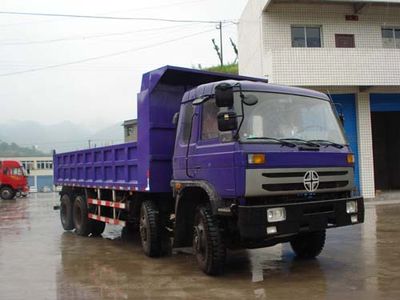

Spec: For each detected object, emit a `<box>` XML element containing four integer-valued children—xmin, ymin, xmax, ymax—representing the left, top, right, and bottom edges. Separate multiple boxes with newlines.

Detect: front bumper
<box><xmin>238</xmin><ymin>197</ymin><xmax>364</xmax><ymax>242</ymax></box>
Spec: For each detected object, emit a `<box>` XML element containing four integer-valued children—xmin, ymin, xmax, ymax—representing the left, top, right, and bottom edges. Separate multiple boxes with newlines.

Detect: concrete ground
<box><xmin>0</xmin><ymin>193</ymin><xmax>399</xmax><ymax>300</ymax></box>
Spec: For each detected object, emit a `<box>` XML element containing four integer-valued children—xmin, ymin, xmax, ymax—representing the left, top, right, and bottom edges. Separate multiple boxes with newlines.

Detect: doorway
<box><xmin>371</xmin><ymin>112</ymin><xmax>400</xmax><ymax>190</ymax></box>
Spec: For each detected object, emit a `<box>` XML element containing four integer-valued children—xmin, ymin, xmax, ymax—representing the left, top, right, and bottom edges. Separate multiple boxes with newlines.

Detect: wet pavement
<box><xmin>1</xmin><ymin>193</ymin><xmax>399</xmax><ymax>300</ymax></box>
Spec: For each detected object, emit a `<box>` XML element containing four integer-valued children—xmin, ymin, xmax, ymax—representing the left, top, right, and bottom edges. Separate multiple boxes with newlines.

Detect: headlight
<box><xmin>267</xmin><ymin>207</ymin><xmax>286</xmax><ymax>222</ymax></box>
<box><xmin>248</xmin><ymin>153</ymin><xmax>265</xmax><ymax>165</ymax></box>
<box><xmin>346</xmin><ymin>201</ymin><xmax>358</xmax><ymax>214</ymax></box>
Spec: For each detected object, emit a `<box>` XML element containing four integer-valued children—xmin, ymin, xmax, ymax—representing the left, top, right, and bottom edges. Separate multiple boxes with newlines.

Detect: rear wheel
<box><xmin>60</xmin><ymin>194</ymin><xmax>74</xmax><ymax>230</ymax></box>
<box><xmin>193</xmin><ymin>206</ymin><xmax>226</xmax><ymax>275</ymax></box>
<box><xmin>0</xmin><ymin>186</ymin><xmax>15</xmax><ymax>200</ymax></box>
<box><xmin>73</xmin><ymin>195</ymin><xmax>92</xmax><ymax>236</ymax></box>
<box><xmin>290</xmin><ymin>230</ymin><xmax>326</xmax><ymax>259</ymax></box>
<box><xmin>139</xmin><ymin>200</ymin><xmax>164</xmax><ymax>257</ymax></box>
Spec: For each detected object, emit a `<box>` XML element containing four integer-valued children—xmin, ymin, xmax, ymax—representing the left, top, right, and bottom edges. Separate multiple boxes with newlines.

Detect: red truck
<box><xmin>0</xmin><ymin>160</ymin><xmax>29</xmax><ymax>200</ymax></box>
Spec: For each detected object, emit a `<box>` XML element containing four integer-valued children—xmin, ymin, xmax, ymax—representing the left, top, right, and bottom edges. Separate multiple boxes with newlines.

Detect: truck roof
<box><xmin>0</xmin><ymin>160</ymin><xmax>21</xmax><ymax>168</ymax></box>
<box><xmin>182</xmin><ymin>80</ymin><xmax>330</xmax><ymax>103</ymax></box>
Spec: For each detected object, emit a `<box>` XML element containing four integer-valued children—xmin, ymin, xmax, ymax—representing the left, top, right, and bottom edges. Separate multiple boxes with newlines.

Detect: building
<box><xmin>239</xmin><ymin>0</ymin><xmax>400</xmax><ymax>198</ymax></box>
<box><xmin>123</xmin><ymin>119</ymin><xmax>138</xmax><ymax>142</ymax></box>
<box><xmin>0</xmin><ymin>156</ymin><xmax>54</xmax><ymax>192</ymax></box>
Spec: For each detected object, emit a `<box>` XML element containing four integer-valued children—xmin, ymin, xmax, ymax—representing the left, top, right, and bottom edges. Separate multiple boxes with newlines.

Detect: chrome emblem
<box><xmin>304</xmin><ymin>170</ymin><xmax>319</xmax><ymax>192</ymax></box>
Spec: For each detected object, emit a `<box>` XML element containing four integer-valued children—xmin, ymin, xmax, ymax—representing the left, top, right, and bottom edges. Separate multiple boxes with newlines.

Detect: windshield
<box><xmin>10</xmin><ymin>167</ymin><xmax>24</xmax><ymax>176</ymax></box>
<box><xmin>234</xmin><ymin>92</ymin><xmax>347</xmax><ymax>145</ymax></box>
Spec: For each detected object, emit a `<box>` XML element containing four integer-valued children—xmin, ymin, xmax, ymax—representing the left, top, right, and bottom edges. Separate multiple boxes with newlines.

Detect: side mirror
<box><xmin>215</xmin><ymin>83</ymin><xmax>234</xmax><ymax>108</ymax></box>
<box><xmin>217</xmin><ymin>112</ymin><xmax>238</xmax><ymax>132</ymax></box>
<box><xmin>172</xmin><ymin>112</ymin><xmax>179</xmax><ymax>126</ymax></box>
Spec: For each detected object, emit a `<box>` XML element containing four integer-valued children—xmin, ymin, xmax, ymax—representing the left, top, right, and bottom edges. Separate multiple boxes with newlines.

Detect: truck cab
<box><xmin>171</xmin><ymin>80</ymin><xmax>363</xmax><ymax>274</ymax></box>
<box><xmin>0</xmin><ymin>160</ymin><xmax>29</xmax><ymax>200</ymax></box>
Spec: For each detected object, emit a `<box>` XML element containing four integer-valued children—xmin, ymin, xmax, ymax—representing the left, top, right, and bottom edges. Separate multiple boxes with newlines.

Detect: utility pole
<box><xmin>88</xmin><ymin>139</ymin><xmax>91</xmax><ymax>148</ymax></box>
<box><xmin>217</xmin><ymin>21</ymin><xmax>223</xmax><ymax>66</ymax></box>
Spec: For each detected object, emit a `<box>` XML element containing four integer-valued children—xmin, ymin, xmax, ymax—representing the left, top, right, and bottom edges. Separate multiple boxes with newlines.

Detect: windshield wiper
<box><xmin>280</xmin><ymin>138</ymin><xmax>320</xmax><ymax>148</ymax></box>
<box><xmin>307</xmin><ymin>139</ymin><xmax>345</xmax><ymax>149</ymax></box>
<box><xmin>246</xmin><ymin>137</ymin><xmax>296</xmax><ymax>148</ymax></box>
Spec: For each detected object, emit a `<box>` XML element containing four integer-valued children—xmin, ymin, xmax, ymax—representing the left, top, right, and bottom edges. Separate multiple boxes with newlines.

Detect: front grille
<box><xmin>262</xmin><ymin>170</ymin><xmax>348</xmax><ymax>178</ymax></box>
<box><xmin>245</xmin><ymin>167</ymin><xmax>354</xmax><ymax>197</ymax></box>
<box><xmin>262</xmin><ymin>180</ymin><xmax>348</xmax><ymax>192</ymax></box>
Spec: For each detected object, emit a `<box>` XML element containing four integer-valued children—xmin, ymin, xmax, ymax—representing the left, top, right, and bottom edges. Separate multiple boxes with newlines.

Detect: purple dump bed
<box><xmin>54</xmin><ymin>66</ymin><xmax>265</xmax><ymax>192</ymax></box>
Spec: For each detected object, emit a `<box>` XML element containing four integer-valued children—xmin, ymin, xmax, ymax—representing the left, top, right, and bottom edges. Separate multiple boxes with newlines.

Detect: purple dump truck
<box><xmin>54</xmin><ymin>66</ymin><xmax>364</xmax><ymax>275</ymax></box>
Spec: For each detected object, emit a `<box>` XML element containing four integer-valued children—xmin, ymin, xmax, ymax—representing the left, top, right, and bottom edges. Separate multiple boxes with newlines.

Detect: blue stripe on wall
<box><xmin>370</xmin><ymin>94</ymin><xmax>400</xmax><ymax>112</ymax></box>
<box><xmin>331</xmin><ymin>94</ymin><xmax>360</xmax><ymax>192</ymax></box>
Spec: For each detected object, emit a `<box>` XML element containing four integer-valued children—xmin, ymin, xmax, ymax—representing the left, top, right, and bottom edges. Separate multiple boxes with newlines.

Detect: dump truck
<box><xmin>0</xmin><ymin>160</ymin><xmax>29</xmax><ymax>200</ymax></box>
<box><xmin>54</xmin><ymin>66</ymin><xmax>364</xmax><ymax>275</ymax></box>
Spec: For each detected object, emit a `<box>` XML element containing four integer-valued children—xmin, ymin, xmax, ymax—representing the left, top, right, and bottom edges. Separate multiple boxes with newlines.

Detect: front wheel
<box><xmin>290</xmin><ymin>230</ymin><xmax>326</xmax><ymax>259</ymax></box>
<box><xmin>0</xmin><ymin>187</ymin><xmax>15</xmax><ymax>200</ymax></box>
<box><xmin>139</xmin><ymin>200</ymin><xmax>163</xmax><ymax>257</ymax></box>
<box><xmin>193</xmin><ymin>206</ymin><xmax>226</xmax><ymax>275</ymax></box>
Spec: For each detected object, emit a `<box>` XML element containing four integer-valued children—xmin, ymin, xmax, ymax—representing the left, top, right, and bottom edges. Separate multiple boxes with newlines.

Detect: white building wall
<box><xmin>238</xmin><ymin>0</ymin><xmax>270</xmax><ymax>77</ymax></box>
<box><xmin>263</xmin><ymin>3</ymin><xmax>400</xmax><ymax>50</ymax></box>
<box><xmin>240</xmin><ymin>2</ymin><xmax>400</xmax><ymax>86</ymax></box>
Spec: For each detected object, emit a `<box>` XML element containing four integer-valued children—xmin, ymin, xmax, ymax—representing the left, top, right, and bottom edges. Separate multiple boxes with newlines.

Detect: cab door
<box><xmin>190</xmin><ymin>98</ymin><xmax>237</xmax><ymax>198</ymax></box>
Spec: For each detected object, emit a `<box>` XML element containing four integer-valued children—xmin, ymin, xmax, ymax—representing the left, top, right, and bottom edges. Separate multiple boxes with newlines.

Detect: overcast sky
<box><xmin>0</xmin><ymin>0</ymin><xmax>247</xmax><ymax>128</ymax></box>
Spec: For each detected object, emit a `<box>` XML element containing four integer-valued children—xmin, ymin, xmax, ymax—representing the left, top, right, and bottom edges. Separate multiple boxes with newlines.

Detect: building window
<box><xmin>36</xmin><ymin>160</ymin><xmax>53</xmax><ymax>170</ymax></box>
<box><xmin>201</xmin><ymin>98</ymin><xmax>219</xmax><ymax>140</ymax></box>
<box><xmin>126</xmin><ymin>127</ymin><xmax>133</xmax><ymax>137</ymax></box>
<box><xmin>291</xmin><ymin>26</ymin><xmax>322</xmax><ymax>48</ymax></box>
<box><xmin>335</xmin><ymin>34</ymin><xmax>355</xmax><ymax>48</ymax></box>
<box><xmin>382</xmin><ymin>28</ymin><xmax>400</xmax><ymax>48</ymax></box>
<box><xmin>21</xmin><ymin>160</ymin><xmax>34</xmax><ymax>170</ymax></box>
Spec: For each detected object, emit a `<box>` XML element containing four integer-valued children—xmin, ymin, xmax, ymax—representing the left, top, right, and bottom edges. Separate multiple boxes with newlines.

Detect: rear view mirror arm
<box><xmin>234</xmin><ymin>84</ymin><xmax>246</xmax><ymax>140</ymax></box>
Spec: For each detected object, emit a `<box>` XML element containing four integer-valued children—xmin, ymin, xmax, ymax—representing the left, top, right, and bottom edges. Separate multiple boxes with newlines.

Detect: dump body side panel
<box><xmin>53</xmin><ymin>142</ymin><xmax>142</xmax><ymax>191</ymax></box>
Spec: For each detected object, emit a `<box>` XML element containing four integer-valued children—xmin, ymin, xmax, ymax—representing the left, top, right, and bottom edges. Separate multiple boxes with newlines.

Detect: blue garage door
<box><xmin>37</xmin><ymin>175</ymin><xmax>53</xmax><ymax>192</ymax></box>
<box><xmin>370</xmin><ymin>94</ymin><xmax>400</xmax><ymax>112</ymax></box>
<box><xmin>331</xmin><ymin>94</ymin><xmax>360</xmax><ymax>191</ymax></box>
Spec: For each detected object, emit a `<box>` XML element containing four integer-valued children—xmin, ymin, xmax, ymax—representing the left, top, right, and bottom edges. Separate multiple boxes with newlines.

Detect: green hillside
<box><xmin>0</xmin><ymin>140</ymin><xmax>48</xmax><ymax>157</ymax></box>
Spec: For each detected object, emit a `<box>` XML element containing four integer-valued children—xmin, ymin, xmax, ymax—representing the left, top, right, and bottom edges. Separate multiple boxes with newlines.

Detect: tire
<box><xmin>60</xmin><ymin>194</ymin><xmax>74</xmax><ymax>230</ymax></box>
<box><xmin>91</xmin><ymin>221</ymin><xmax>106</xmax><ymax>237</ymax></box>
<box><xmin>290</xmin><ymin>230</ymin><xmax>326</xmax><ymax>259</ymax></box>
<box><xmin>0</xmin><ymin>186</ymin><xmax>15</xmax><ymax>200</ymax></box>
<box><xmin>73</xmin><ymin>195</ymin><xmax>92</xmax><ymax>236</ymax></box>
<box><xmin>193</xmin><ymin>206</ymin><xmax>226</xmax><ymax>275</ymax></box>
<box><xmin>139</xmin><ymin>200</ymin><xmax>163</xmax><ymax>257</ymax></box>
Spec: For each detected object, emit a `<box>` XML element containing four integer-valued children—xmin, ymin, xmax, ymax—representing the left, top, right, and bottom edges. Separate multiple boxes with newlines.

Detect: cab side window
<box><xmin>201</xmin><ymin>98</ymin><xmax>219</xmax><ymax>140</ymax></box>
<box><xmin>181</xmin><ymin>103</ymin><xmax>194</xmax><ymax>144</ymax></box>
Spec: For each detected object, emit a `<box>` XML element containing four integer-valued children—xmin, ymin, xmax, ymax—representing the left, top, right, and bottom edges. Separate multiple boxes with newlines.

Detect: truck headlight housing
<box><xmin>267</xmin><ymin>207</ymin><xmax>286</xmax><ymax>222</ymax></box>
<box><xmin>248</xmin><ymin>153</ymin><xmax>265</xmax><ymax>165</ymax></box>
<box><xmin>346</xmin><ymin>201</ymin><xmax>358</xmax><ymax>214</ymax></box>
